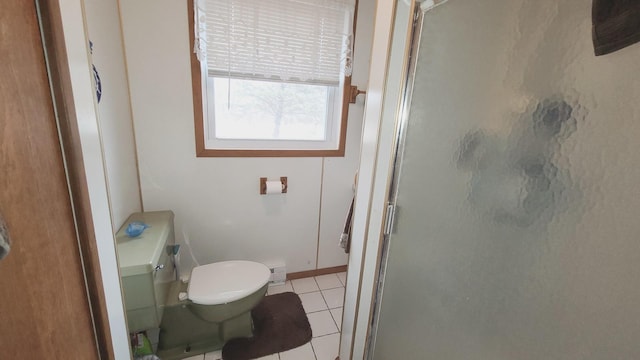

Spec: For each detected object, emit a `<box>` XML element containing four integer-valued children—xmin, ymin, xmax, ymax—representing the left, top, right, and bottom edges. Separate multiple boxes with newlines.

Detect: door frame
<box><xmin>36</xmin><ymin>0</ymin><xmax>131</xmax><ymax>358</ymax></box>
<box><xmin>340</xmin><ymin>0</ymin><xmax>416</xmax><ymax>358</ymax></box>
<box><xmin>360</xmin><ymin>2</ymin><xmax>426</xmax><ymax>357</ymax></box>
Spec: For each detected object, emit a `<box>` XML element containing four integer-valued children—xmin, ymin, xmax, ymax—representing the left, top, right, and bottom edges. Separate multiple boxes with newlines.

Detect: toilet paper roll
<box><xmin>265</xmin><ymin>180</ymin><xmax>283</xmax><ymax>194</ymax></box>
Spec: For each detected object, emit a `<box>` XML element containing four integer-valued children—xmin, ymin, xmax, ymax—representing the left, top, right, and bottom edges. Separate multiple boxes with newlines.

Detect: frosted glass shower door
<box><xmin>369</xmin><ymin>0</ymin><xmax>640</xmax><ymax>359</ymax></box>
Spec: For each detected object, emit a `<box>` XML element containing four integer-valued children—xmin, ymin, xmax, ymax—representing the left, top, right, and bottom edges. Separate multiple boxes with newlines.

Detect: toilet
<box><xmin>151</xmin><ymin>222</ymin><xmax>271</xmax><ymax>359</ymax></box>
<box><xmin>158</xmin><ymin>261</ymin><xmax>270</xmax><ymax>360</ymax></box>
<box><xmin>117</xmin><ymin>210</ymin><xmax>270</xmax><ymax>360</ymax></box>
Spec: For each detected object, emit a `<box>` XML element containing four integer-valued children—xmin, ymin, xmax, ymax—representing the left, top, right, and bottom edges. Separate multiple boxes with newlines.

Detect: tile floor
<box><xmin>182</xmin><ymin>272</ymin><xmax>347</xmax><ymax>360</ymax></box>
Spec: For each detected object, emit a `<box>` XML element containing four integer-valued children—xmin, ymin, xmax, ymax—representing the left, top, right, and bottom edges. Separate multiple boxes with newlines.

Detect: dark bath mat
<box><xmin>222</xmin><ymin>292</ymin><xmax>312</xmax><ymax>360</ymax></box>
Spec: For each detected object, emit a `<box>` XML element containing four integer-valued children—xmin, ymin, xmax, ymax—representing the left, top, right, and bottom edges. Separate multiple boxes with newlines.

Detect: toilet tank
<box><xmin>116</xmin><ymin>211</ymin><xmax>175</xmax><ymax>332</ymax></box>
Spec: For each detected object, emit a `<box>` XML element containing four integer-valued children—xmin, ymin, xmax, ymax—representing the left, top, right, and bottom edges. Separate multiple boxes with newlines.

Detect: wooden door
<box><xmin>0</xmin><ymin>1</ymin><xmax>100</xmax><ymax>358</ymax></box>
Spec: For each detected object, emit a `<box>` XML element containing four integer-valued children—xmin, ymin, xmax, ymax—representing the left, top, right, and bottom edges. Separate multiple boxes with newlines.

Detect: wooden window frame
<box><xmin>188</xmin><ymin>0</ymin><xmax>358</xmax><ymax>157</ymax></box>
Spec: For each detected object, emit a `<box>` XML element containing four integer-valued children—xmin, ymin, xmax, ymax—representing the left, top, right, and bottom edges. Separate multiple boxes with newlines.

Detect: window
<box><xmin>189</xmin><ymin>0</ymin><xmax>357</xmax><ymax>157</ymax></box>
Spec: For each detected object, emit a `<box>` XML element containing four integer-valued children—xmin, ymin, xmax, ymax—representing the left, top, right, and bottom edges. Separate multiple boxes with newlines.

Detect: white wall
<box><xmin>83</xmin><ymin>0</ymin><xmax>142</xmax><ymax>231</ymax></box>
<box><xmin>318</xmin><ymin>0</ymin><xmax>374</xmax><ymax>269</ymax></box>
<box><xmin>118</xmin><ymin>0</ymin><xmax>372</xmax><ymax>273</ymax></box>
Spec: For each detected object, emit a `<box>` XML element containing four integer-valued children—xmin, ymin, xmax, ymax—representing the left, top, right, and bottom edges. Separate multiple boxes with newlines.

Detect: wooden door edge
<box><xmin>36</xmin><ymin>1</ymin><xmax>115</xmax><ymax>359</ymax></box>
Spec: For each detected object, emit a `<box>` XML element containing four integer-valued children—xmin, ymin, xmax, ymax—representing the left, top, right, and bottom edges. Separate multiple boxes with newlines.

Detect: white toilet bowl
<box><xmin>187</xmin><ymin>260</ymin><xmax>271</xmax><ymax>322</ymax></box>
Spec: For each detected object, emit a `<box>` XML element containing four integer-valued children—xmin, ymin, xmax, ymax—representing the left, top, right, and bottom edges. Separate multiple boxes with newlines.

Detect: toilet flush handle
<box><xmin>155</xmin><ymin>264</ymin><xmax>165</xmax><ymax>271</ymax></box>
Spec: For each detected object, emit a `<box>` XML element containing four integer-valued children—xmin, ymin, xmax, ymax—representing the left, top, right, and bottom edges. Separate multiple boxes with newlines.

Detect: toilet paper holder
<box><xmin>260</xmin><ymin>177</ymin><xmax>288</xmax><ymax>195</ymax></box>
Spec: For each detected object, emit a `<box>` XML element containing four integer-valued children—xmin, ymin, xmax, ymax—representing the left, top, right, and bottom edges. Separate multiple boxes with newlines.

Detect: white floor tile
<box><xmin>311</xmin><ymin>333</ymin><xmax>340</xmax><ymax>360</ymax></box>
<box><xmin>181</xmin><ymin>355</ymin><xmax>204</xmax><ymax>360</ymax></box>
<box><xmin>291</xmin><ymin>277</ymin><xmax>319</xmax><ymax>294</ymax></box>
<box><xmin>336</xmin><ymin>272</ymin><xmax>347</xmax><ymax>286</ymax></box>
<box><xmin>299</xmin><ymin>291</ymin><xmax>328</xmax><ymax>313</ymax></box>
<box><xmin>321</xmin><ymin>287</ymin><xmax>345</xmax><ymax>309</ymax></box>
<box><xmin>267</xmin><ymin>281</ymin><xmax>293</xmax><ymax>295</ymax></box>
<box><xmin>253</xmin><ymin>354</ymin><xmax>279</xmax><ymax>360</ymax></box>
<box><xmin>204</xmin><ymin>350</ymin><xmax>222</xmax><ymax>360</ymax></box>
<box><xmin>329</xmin><ymin>307</ymin><xmax>343</xmax><ymax>330</ymax></box>
<box><xmin>279</xmin><ymin>342</ymin><xmax>316</xmax><ymax>360</ymax></box>
<box><xmin>314</xmin><ymin>274</ymin><xmax>342</xmax><ymax>290</ymax></box>
<box><xmin>307</xmin><ymin>310</ymin><xmax>339</xmax><ymax>337</ymax></box>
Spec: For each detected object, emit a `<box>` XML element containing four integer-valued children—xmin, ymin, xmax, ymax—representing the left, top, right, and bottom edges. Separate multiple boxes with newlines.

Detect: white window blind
<box><xmin>196</xmin><ymin>0</ymin><xmax>355</xmax><ymax>86</ymax></box>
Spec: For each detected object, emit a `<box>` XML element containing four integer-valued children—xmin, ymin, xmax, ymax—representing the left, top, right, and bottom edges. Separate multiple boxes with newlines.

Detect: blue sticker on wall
<box><xmin>90</xmin><ymin>41</ymin><xmax>102</xmax><ymax>103</ymax></box>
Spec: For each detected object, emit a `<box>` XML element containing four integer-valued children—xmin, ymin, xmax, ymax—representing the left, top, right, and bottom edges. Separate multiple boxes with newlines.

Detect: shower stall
<box><xmin>344</xmin><ymin>0</ymin><xmax>640</xmax><ymax>358</ymax></box>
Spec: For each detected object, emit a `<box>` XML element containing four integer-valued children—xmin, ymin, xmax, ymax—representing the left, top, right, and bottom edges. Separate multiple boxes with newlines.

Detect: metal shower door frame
<box><xmin>364</xmin><ymin>2</ymin><xmax>427</xmax><ymax>358</ymax></box>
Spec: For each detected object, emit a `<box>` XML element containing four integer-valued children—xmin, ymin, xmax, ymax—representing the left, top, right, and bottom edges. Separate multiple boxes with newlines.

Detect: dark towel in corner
<box><xmin>593</xmin><ymin>0</ymin><xmax>640</xmax><ymax>56</ymax></box>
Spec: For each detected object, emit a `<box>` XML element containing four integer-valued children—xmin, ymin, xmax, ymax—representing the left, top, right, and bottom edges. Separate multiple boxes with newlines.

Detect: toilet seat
<box><xmin>188</xmin><ymin>260</ymin><xmax>271</xmax><ymax>305</ymax></box>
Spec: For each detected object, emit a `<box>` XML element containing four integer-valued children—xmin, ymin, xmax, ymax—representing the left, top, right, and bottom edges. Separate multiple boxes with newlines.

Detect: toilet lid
<box><xmin>188</xmin><ymin>260</ymin><xmax>271</xmax><ymax>305</ymax></box>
